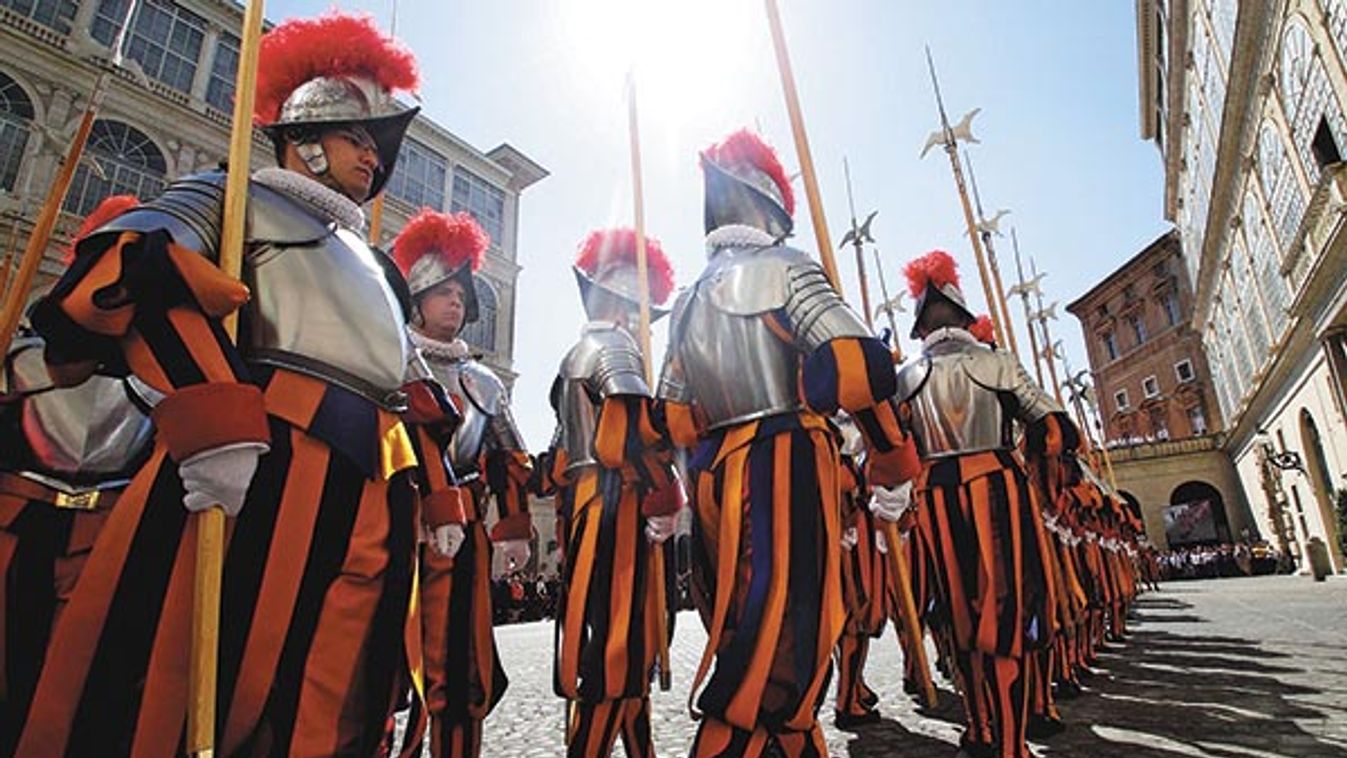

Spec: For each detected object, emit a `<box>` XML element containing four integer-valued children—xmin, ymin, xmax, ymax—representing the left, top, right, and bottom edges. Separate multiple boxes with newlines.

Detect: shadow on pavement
<box><xmin>1034</xmin><ymin>594</ymin><xmax>1347</xmax><ymax>758</ymax></box>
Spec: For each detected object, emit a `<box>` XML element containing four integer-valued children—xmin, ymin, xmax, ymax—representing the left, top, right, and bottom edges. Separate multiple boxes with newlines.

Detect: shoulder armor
<box><xmin>561</xmin><ymin>323</ymin><xmax>650</xmax><ymax>397</ymax></box>
<box><xmin>704</xmin><ymin>244</ymin><xmax>815</xmax><ymax>316</ymax></box>
<box><xmin>78</xmin><ymin>171</ymin><xmax>332</xmax><ymax>258</ymax></box>
<box><xmin>893</xmin><ymin>357</ymin><xmax>931</xmax><ymax>404</ymax></box>
<box><xmin>959</xmin><ymin>344</ymin><xmax>1013</xmax><ymax>389</ymax></box>
<box><xmin>457</xmin><ymin>359</ymin><xmax>507</xmax><ymax>416</ymax></box>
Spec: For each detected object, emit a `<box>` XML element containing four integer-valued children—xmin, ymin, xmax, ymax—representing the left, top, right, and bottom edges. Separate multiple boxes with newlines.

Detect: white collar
<box><xmin>252</xmin><ymin>167</ymin><xmax>366</xmax><ymax>232</ymax></box>
<box><xmin>922</xmin><ymin>326</ymin><xmax>980</xmax><ymax>351</ymax></box>
<box><xmin>409</xmin><ymin>328</ymin><xmax>472</xmax><ymax>361</ymax></box>
<box><xmin>705</xmin><ymin>224</ymin><xmax>776</xmax><ymax>254</ymax></box>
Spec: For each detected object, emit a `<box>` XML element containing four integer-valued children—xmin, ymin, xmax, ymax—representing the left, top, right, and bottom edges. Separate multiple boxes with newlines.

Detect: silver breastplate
<box><xmin>246</xmin><ymin>227</ymin><xmax>409</xmax><ymax>406</ymax></box>
<box><xmin>426</xmin><ymin>358</ymin><xmax>492</xmax><ymax>473</ymax></box>
<box><xmin>21</xmin><ymin>381</ymin><xmax>153</xmax><ymax>480</ymax></box>
<box><xmin>898</xmin><ymin>348</ymin><xmax>1010</xmax><ymax>459</ymax></box>
<box><xmin>6</xmin><ymin>338</ymin><xmax>153</xmax><ymax>481</ymax></box>
<box><xmin>671</xmin><ymin>254</ymin><xmax>804</xmax><ymax>429</ymax></box>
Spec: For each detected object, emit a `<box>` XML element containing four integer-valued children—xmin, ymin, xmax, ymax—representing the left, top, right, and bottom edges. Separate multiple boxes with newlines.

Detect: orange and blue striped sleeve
<box><xmin>30</xmin><ymin>229</ymin><xmax>267</xmax><ymax>462</ymax></box>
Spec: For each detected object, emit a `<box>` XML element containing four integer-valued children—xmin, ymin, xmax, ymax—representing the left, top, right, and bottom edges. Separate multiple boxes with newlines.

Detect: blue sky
<box><xmin>274</xmin><ymin>0</ymin><xmax>1173</xmax><ymax>449</ymax></box>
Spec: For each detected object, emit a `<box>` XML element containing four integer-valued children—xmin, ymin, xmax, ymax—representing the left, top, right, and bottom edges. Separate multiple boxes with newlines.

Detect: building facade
<box><xmin>1068</xmin><ymin>229</ymin><xmax>1253</xmax><ymax>549</ymax></box>
<box><xmin>1138</xmin><ymin>0</ymin><xmax>1347</xmax><ymax>570</ymax></box>
<box><xmin>0</xmin><ymin>0</ymin><xmax>558</xmax><ymax>572</ymax></box>
<box><xmin>0</xmin><ymin>0</ymin><xmax>546</xmax><ymax>380</ymax></box>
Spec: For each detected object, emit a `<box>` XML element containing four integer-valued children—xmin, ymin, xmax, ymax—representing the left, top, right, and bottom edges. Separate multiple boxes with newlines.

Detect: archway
<box><xmin>1167</xmin><ymin>481</ymin><xmax>1231</xmax><ymax>546</ymax></box>
<box><xmin>1298</xmin><ymin>409</ymin><xmax>1343</xmax><ymax>570</ymax></box>
<box><xmin>0</xmin><ymin>69</ymin><xmax>34</xmax><ymax>192</ymax></box>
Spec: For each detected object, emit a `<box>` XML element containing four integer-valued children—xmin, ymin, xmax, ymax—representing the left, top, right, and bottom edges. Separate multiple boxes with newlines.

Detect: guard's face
<box><xmin>319</xmin><ymin>127</ymin><xmax>380</xmax><ymax>202</ymax></box>
<box><xmin>419</xmin><ymin>278</ymin><xmax>466</xmax><ymax>341</ymax></box>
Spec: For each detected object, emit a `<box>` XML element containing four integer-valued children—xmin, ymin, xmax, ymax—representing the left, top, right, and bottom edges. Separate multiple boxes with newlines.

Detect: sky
<box><xmin>274</xmin><ymin>0</ymin><xmax>1174</xmax><ymax>450</ymax></box>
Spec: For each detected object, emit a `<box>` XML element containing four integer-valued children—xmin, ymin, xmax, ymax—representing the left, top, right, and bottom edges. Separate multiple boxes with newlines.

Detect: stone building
<box><xmin>0</xmin><ymin>0</ymin><xmax>560</xmax><ymax>573</ymax></box>
<box><xmin>1068</xmin><ymin>229</ymin><xmax>1253</xmax><ymax>548</ymax></box>
<box><xmin>1137</xmin><ymin>0</ymin><xmax>1347</xmax><ymax>570</ymax></box>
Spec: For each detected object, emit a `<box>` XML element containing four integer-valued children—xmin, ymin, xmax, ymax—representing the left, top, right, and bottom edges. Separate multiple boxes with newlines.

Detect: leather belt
<box><xmin>0</xmin><ymin>472</ymin><xmax>108</xmax><ymax>510</ymax></box>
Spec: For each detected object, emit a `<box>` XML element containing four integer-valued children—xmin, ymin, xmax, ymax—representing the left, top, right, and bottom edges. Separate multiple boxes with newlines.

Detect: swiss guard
<box><xmin>547</xmin><ymin>228</ymin><xmax>681</xmax><ymax>758</ymax></box>
<box><xmin>16</xmin><ymin>11</ymin><xmax>458</xmax><ymax>755</ymax></box>
<box><xmin>656</xmin><ymin>129</ymin><xmax>915</xmax><ymax>758</ymax></box>
<box><xmin>894</xmin><ymin>250</ymin><xmax>1080</xmax><ymax>758</ymax></box>
<box><xmin>393</xmin><ymin>209</ymin><xmax>532</xmax><ymax>757</ymax></box>
<box><xmin>0</xmin><ymin>196</ymin><xmax>151</xmax><ymax>755</ymax></box>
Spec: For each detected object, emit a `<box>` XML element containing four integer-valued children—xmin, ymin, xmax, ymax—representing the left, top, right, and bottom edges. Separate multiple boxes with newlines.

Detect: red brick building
<box><xmin>1067</xmin><ymin>230</ymin><xmax>1218</xmax><ymax>445</ymax></box>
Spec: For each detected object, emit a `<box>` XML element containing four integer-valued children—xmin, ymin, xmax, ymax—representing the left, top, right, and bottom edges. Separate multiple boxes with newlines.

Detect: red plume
<box><xmin>254</xmin><ymin>11</ymin><xmax>419</xmax><ymax>125</ymax></box>
<box><xmin>969</xmin><ymin>314</ymin><xmax>996</xmax><ymax>345</ymax></box>
<box><xmin>392</xmin><ymin>209</ymin><xmax>488</xmax><ymax>276</ymax></box>
<box><xmin>903</xmin><ymin>249</ymin><xmax>960</xmax><ymax>299</ymax></box>
<box><xmin>701</xmin><ymin>129</ymin><xmax>795</xmax><ymax>216</ymax></box>
<box><xmin>64</xmin><ymin>194</ymin><xmax>138</xmax><ymax>264</ymax></box>
<box><xmin>574</xmin><ymin>228</ymin><xmax>676</xmax><ymax>305</ymax></box>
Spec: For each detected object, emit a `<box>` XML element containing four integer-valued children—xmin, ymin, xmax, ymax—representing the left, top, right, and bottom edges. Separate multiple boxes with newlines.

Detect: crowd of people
<box><xmin>1157</xmin><ymin>542</ymin><xmax>1288</xmax><ymax>580</ymax></box>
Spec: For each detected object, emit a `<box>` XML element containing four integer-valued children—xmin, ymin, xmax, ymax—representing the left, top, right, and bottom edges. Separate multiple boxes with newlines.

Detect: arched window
<box><xmin>1280</xmin><ymin>17</ymin><xmax>1313</xmax><ymax>118</ymax></box>
<box><xmin>0</xmin><ymin>71</ymin><xmax>33</xmax><ymax>192</ymax></box>
<box><xmin>63</xmin><ymin>120</ymin><xmax>166</xmax><ymax>217</ymax></box>
<box><xmin>459</xmin><ymin>275</ymin><xmax>498</xmax><ymax>353</ymax></box>
<box><xmin>1168</xmin><ymin>480</ymin><xmax>1232</xmax><ymax>544</ymax></box>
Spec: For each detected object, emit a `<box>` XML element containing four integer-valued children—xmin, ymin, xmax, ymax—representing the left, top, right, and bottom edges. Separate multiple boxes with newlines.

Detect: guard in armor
<box><xmin>0</xmin><ymin>197</ymin><xmax>152</xmax><ymax>756</ymax></box>
<box><xmin>832</xmin><ymin>418</ymin><xmax>885</xmax><ymax>730</ymax></box>
<box><xmin>17</xmin><ymin>13</ymin><xmax>459</xmax><ymax>755</ymax></box>
<box><xmin>393</xmin><ymin>209</ymin><xmax>532</xmax><ymax>757</ymax></box>
<box><xmin>893</xmin><ymin>250</ymin><xmax>1080</xmax><ymax>758</ymax></box>
<box><xmin>550</xmin><ymin>228</ymin><xmax>680</xmax><ymax>758</ymax></box>
<box><xmin>656</xmin><ymin>129</ymin><xmax>915</xmax><ymax>757</ymax></box>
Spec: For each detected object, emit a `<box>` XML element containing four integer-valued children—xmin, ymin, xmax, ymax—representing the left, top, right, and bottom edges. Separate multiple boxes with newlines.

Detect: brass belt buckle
<box><xmin>54</xmin><ymin>490</ymin><xmax>100</xmax><ymax>510</ymax></box>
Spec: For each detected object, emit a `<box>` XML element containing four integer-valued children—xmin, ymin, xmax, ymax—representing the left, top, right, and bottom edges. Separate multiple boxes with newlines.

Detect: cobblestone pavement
<box><xmin>472</xmin><ymin>574</ymin><xmax>1347</xmax><ymax>757</ymax></box>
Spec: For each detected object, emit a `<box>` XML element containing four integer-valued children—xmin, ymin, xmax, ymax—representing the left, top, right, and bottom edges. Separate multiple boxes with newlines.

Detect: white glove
<box><xmin>840</xmin><ymin>526</ymin><xmax>859</xmax><ymax>550</ymax></box>
<box><xmin>870</xmin><ymin>481</ymin><xmax>913</xmax><ymax>523</ymax></box>
<box><xmin>645</xmin><ymin>513</ymin><xmax>678</xmax><ymax>544</ymax></box>
<box><xmin>430</xmin><ymin>523</ymin><xmax>466</xmax><ymax>559</ymax></box>
<box><xmin>498</xmin><ymin>539</ymin><xmax>531</xmax><ymax>570</ymax></box>
<box><xmin>875</xmin><ymin>529</ymin><xmax>890</xmax><ymax>554</ymax></box>
<box><xmin>180</xmin><ymin>442</ymin><xmax>268</xmax><ymax>517</ymax></box>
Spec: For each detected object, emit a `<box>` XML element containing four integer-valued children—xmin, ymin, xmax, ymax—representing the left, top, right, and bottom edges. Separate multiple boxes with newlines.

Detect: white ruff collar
<box><xmin>253</xmin><ymin>167</ymin><xmax>366</xmax><ymax>231</ymax></box>
<box><xmin>705</xmin><ymin>224</ymin><xmax>776</xmax><ymax>254</ymax></box>
<box><xmin>409</xmin><ymin>328</ymin><xmax>472</xmax><ymax>362</ymax></box>
<box><xmin>922</xmin><ymin>326</ymin><xmax>980</xmax><ymax>351</ymax></box>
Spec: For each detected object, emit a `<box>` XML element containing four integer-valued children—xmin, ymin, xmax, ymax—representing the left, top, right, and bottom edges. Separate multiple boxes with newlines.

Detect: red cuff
<box><xmin>490</xmin><ymin>513</ymin><xmax>532</xmax><ymax>541</ymax></box>
<box><xmin>152</xmin><ymin>383</ymin><xmax>269</xmax><ymax>462</ymax></box>
<box><xmin>866</xmin><ymin>439</ymin><xmax>921</xmax><ymax>487</ymax></box>
<box><xmin>423</xmin><ymin>487</ymin><xmax>467</xmax><ymax>527</ymax></box>
<box><xmin>642</xmin><ymin>483</ymin><xmax>683</xmax><ymax>518</ymax></box>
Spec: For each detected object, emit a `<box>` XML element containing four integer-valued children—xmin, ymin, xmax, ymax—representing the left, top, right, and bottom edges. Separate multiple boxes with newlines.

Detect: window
<box><xmin>1123</xmin><ymin>283</ymin><xmax>1137</xmax><ymax>302</ymax></box>
<box><xmin>205</xmin><ymin>33</ymin><xmax>239</xmax><ymax>113</ymax></box>
<box><xmin>1114</xmin><ymin>389</ymin><xmax>1130</xmax><ymax>412</ymax></box>
<box><xmin>1143</xmin><ymin>375</ymin><xmax>1160</xmax><ymax>399</ymax></box>
<box><xmin>93</xmin><ymin>0</ymin><xmax>207</xmax><ymax>95</ymax></box>
<box><xmin>451</xmin><ymin>168</ymin><xmax>504</xmax><ymax>244</ymax></box>
<box><xmin>1102</xmin><ymin>331</ymin><xmax>1119</xmax><ymax>361</ymax></box>
<box><xmin>1187</xmin><ymin>405</ymin><xmax>1208</xmax><ymax>435</ymax></box>
<box><xmin>1128</xmin><ymin>314</ymin><xmax>1148</xmax><ymax>346</ymax></box>
<box><xmin>387</xmin><ymin>138</ymin><xmax>447</xmax><ymax>210</ymax></box>
<box><xmin>1162</xmin><ymin>291</ymin><xmax>1181</xmax><ymax>326</ymax></box>
<box><xmin>1175</xmin><ymin>359</ymin><xmax>1195</xmax><ymax>383</ymax></box>
<box><xmin>0</xmin><ymin>71</ymin><xmax>34</xmax><ymax>192</ymax></box>
<box><xmin>1095</xmin><ymin>303</ymin><xmax>1109</xmax><ymax>318</ymax></box>
<box><xmin>1312</xmin><ymin>116</ymin><xmax>1343</xmax><ymax>168</ymax></box>
<box><xmin>1149</xmin><ymin>407</ymin><xmax>1169</xmax><ymax>440</ymax></box>
<box><xmin>0</xmin><ymin>0</ymin><xmax>77</xmax><ymax>32</ymax></box>
<box><xmin>63</xmin><ymin>120</ymin><xmax>166</xmax><ymax>216</ymax></box>
<box><xmin>458</xmin><ymin>276</ymin><xmax>498</xmax><ymax>352</ymax></box>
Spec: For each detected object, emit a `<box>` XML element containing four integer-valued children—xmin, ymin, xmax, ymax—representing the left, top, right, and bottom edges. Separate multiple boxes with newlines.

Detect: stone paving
<box><xmin>469</xmin><ymin>574</ymin><xmax>1347</xmax><ymax>756</ymax></box>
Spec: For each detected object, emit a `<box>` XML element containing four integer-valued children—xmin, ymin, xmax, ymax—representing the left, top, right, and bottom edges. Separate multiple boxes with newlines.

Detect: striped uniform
<box><xmin>16</xmin><ymin>217</ymin><xmax>445</xmax><ymax>755</ymax></box>
<box><xmin>834</xmin><ymin>453</ymin><xmax>883</xmax><ymax>722</ymax></box>
<box><xmin>662</xmin><ymin>337</ymin><xmax>910</xmax><ymax>758</ymax></box>
<box><xmin>553</xmin><ymin>394</ymin><xmax>675</xmax><ymax>758</ymax></box>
